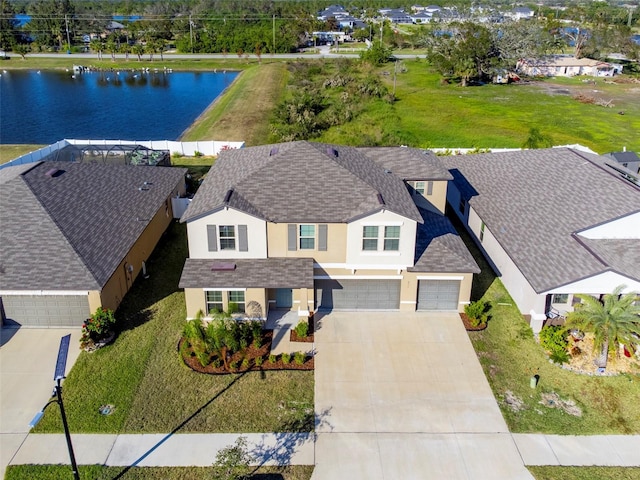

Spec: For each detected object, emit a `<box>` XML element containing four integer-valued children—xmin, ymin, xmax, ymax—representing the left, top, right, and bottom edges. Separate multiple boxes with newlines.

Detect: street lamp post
<box><xmin>29</xmin><ymin>334</ymin><xmax>80</xmax><ymax>480</ymax></box>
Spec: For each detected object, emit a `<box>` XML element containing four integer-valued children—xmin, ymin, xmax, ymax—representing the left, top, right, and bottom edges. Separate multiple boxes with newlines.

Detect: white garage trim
<box><xmin>416</xmin><ymin>276</ymin><xmax>464</xmax><ymax>281</ymax></box>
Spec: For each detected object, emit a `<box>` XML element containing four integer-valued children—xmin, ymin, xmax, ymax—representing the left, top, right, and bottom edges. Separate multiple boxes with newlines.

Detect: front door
<box><xmin>275</xmin><ymin>288</ymin><xmax>293</xmax><ymax>309</ymax></box>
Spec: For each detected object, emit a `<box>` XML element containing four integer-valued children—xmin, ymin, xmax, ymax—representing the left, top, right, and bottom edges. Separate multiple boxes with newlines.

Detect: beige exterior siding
<box><xmin>99</xmin><ymin>193</ymin><xmax>177</xmax><ymax>313</ymax></box>
<box><xmin>267</xmin><ymin>223</ymin><xmax>347</xmax><ymax>262</ymax></box>
<box><xmin>411</xmin><ymin>180</ymin><xmax>448</xmax><ymax>214</ymax></box>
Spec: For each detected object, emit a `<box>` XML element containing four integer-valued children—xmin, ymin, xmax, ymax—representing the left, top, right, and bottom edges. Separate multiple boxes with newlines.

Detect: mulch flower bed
<box><xmin>180</xmin><ymin>330</ymin><xmax>314</xmax><ymax>375</ymax></box>
<box><xmin>460</xmin><ymin>313</ymin><xmax>487</xmax><ymax>331</ymax></box>
<box><xmin>290</xmin><ymin>316</ymin><xmax>315</xmax><ymax>343</ymax></box>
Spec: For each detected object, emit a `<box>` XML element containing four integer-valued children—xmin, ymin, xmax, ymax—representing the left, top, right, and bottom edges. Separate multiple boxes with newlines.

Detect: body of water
<box><xmin>0</xmin><ymin>69</ymin><xmax>238</xmax><ymax>144</ymax></box>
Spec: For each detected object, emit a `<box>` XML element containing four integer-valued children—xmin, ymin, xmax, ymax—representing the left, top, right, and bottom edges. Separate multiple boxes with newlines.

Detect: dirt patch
<box><xmin>563</xmin><ymin>333</ymin><xmax>640</xmax><ymax>376</ymax></box>
<box><xmin>503</xmin><ymin>390</ymin><xmax>526</xmax><ymax>412</ymax></box>
<box><xmin>539</xmin><ymin>392</ymin><xmax>582</xmax><ymax>417</ymax></box>
<box><xmin>180</xmin><ymin>330</ymin><xmax>314</xmax><ymax>375</ymax></box>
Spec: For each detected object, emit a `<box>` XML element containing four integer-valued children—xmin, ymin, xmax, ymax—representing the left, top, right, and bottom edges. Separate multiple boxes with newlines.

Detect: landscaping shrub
<box><xmin>255</xmin><ymin>355</ymin><xmax>263</xmax><ymax>367</ymax></box>
<box><xmin>268</xmin><ymin>354</ymin><xmax>277</xmax><ymax>364</ymax></box>
<box><xmin>539</xmin><ymin>326</ymin><xmax>570</xmax><ymax>364</ymax></box>
<box><xmin>464</xmin><ymin>301</ymin><xmax>489</xmax><ymax>327</ymax></box>
<box><xmin>294</xmin><ymin>321</ymin><xmax>309</xmax><ymax>339</ymax></box>
<box><xmin>80</xmin><ymin>307</ymin><xmax>117</xmax><ymax>348</ymax></box>
<box><xmin>281</xmin><ymin>353</ymin><xmax>291</xmax><ymax>365</ymax></box>
<box><xmin>241</xmin><ymin>357</ymin><xmax>250</xmax><ymax>369</ymax></box>
<box><xmin>212</xmin><ymin>436</ymin><xmax>251</xmax><ymax>480</ymax></box>
<box><xmin>251</xmin><ymin>321</ymin><xmax>262</xmax><ymax>348</ymax></box>
<box><xmin>294</xmin><ymin>351</ymin><xmax>305</xmax><ymax>365</ymax></box>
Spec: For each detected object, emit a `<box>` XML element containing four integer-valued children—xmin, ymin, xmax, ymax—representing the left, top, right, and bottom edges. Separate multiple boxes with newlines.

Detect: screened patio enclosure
<box><xmin>41</xmin><ymin>144</ymin><xmax>171</xmax><ymax>166</ymax></box>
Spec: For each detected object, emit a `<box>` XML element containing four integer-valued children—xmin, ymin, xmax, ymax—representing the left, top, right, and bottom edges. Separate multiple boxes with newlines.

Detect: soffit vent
<box><xmin>211</xmin><ymin>262</ymin><xmax>236</xmax><ymax>271</ymax></box>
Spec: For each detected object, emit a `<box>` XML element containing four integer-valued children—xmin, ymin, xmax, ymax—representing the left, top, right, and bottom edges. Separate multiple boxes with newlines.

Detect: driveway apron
<box><xmin>312</xmin><ymin>311</ymin><xmax>533</xmax><ymax>479</ymax></box>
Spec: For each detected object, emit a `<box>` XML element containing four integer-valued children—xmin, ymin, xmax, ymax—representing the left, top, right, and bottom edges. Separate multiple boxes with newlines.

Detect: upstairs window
<box><xmin>383</xmin><ymin>226</ymin><xmax>400</xmax><ymax>251</ymax></box>
<box><xmin>299</xmin><ymin>225</ymin><xmax>315</xmax><ymax>250</ymax></box>
<box><xmin>219</xmin><ymin>225</ymin><xmax>236</xmax><ymax>250</ymax></box>
<box><xmin>362</xmin><ymin>226</ymin><xmax>379</xmax><ymax>251</ymax></box>
<box><xmin>414</xmin><ymin>181</ymin><xmax>426</xmax><ymax>195</ymax></box>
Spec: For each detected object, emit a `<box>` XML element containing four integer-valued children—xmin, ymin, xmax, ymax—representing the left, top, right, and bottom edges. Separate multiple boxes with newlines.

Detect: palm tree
<box><xmin>90</xmin><ymin>38</ymin><xmax>104</xmax><ymax>60</ymax></box>
<box><xmin>565</xmin><ymin>285</ymin><xmax>640</xmax><ymax>369</ymax></box>
<box><xmin>132</xmin><ymin>43</ymin><xmax>144</xmax><ymax>61</ymax></box>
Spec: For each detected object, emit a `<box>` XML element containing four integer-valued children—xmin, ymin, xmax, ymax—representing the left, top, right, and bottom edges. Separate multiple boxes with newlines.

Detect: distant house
<box><xmin>0</xmin><ymin>161</ymin><xmax>186</xmax><ymax>327</ymax></box>
<box><xmin>605</xmin><ymin>151</ymin><xmax>640</xmax><ymax>175</ymax></box>
<box><xmin>516</xmin><ymin>56</ymin><xmax>618</xmax><ymax>77</ymax></box>
<box><xmin>410</xmin><ymin>12</ymin><xmax>433</xmax><ymax>24</ymax></box>
<box><xmin>440</xmin><ymin>148</ymin><xmax>640</xmax><ymax>334</ymax></box>
<box><xmin>380</xmin><ymin>8</ymin><xmax>414</xmax><ymax>24</ymax></box>
<box><xmin>507</xmin><ymin>6</ymin><xmax>534</xmax><ymax>21</ymax></box>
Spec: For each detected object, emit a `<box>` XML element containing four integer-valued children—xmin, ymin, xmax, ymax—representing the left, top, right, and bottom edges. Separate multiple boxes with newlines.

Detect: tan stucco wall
<box><xmin>411</xmin><ymin>180</ymin><xmax>447</xmax><ymax>214</ymax></box>
<box><xmin>267</xmin><ymin>223</ymin><xmax>347</xmax><ymax>262</ymax></box>
<box><xmin>99</xmin><ymin>193</ymin><xmax>176</xmax><ymax>313</ymax></box>
<box><xmin>87</xmin><ymin>290</ymin><xmax>102</xmax><ymax>314</ymax></box>
<box><xmin>185</xmin><ymin>288</ymin><xmax>268</xmax><ymax>319</ymax></box>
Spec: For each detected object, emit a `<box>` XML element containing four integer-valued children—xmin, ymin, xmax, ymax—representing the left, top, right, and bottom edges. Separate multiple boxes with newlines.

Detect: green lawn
<box><xmin>529</xmin><ymin>466</ymin><xmax>640</xmax><ymax>480</ymax></box>
<box><xmin>5</xmin><ymin>465</ymin><xmax>314</xmax><ymax>480</ymax></box>
<box><xmin>33</xmin><ymin>223</ymin><xmax>313</xmax><ymax>434</ymax></box>
<box><xmin>0</xmin><ymin>145</ymin><xmax>44</xmax><ymax>164</ymax></box>
<box><xmin>317</xmin><ymin>60</ymin><xmax>640</xmax><ymax>152</ymax></box>
<box><xmin>452</xmin><ymin>215</ymin><xmax>640</xmax><ymax>434</ymax></box>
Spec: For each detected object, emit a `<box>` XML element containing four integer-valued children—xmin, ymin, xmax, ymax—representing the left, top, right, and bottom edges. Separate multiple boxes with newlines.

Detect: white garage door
<box><xmin>315</xmin><ymin>279</ymin><xmax>401</xmax><ymax>310</ymax></box>
<box><xmin>1</xmin><ymin>295</ymin><xmax>90</xmax><ymax>327</ymax></box>
<box><xmin>417</xmin><ymin>280</ymin><xmax>460</xmax><ymax>311</ymax></box>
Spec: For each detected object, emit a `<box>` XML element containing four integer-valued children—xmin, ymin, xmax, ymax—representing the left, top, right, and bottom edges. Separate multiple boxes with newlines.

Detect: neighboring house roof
<box><xmin>605</xmin><ymin>151</ymin><xmax>640</xmax><ymax>165</ymax></box>
<box><xmin>0</xmin><ymin>161</ymin><xmax>186</xmax><ymax>291</ymax></box>
<box><xmin>410</xmin><ymin>208</ymin><xmax>480</xmax><ymax>273</ymax></box>
<box><xmin>357</xmin><ymin>146</ymin><xmax>453</xmax><ymax>181</ymax></box>
<box><xmin>182</xmin><ymin>141</ymin><xmax>423</xmax><ymax>224</ymax></box>
<box><xmin>179</xmin><ymin>258</ymin><xmax>314</xmax><ymax>289</ymax></box>
<box><xmin>439</xmin><ymin>148</ymin><xmax>640</xmax><ymax>292</ymax></box>
<box><xmin>520</xmin><ymin>56</ymin><xmax>610</xmax><ymax>68</ymax></box>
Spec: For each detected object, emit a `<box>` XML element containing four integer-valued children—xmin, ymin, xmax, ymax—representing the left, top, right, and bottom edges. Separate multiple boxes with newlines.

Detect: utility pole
<box><xmin>273</xmin><ymin>15</ymin><xmax>276</xmax><ymax>54</ymax></box>
<box><xmin>189</xmin><ymin>14</ymin><xmax>193</xmax><ymax>53</ymax></box>
<box><xmin>64</xmin><ymin>14</ymin><xmax>71</xmax><ymax>53</ymax></box>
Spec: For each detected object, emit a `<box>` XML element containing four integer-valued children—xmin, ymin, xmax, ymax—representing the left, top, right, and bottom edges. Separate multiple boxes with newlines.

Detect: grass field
<box><xmin>5</xmin><ymin>465</ymin><xmax>314</xmax><ymax>480</ymax></box>
<box><xmin>317</xmin><ymin>60</ymin><xmax>640</xmax><ymax>152</ymax></box>
<box><xmin>451</xmin><ymin>215</ymin><xmax>640</xmax><ymax>435</ymax></box>
<box><xmin>529</xmin><ymin>466</ymin><xmax>640</xmax><ymax>480</ymax></box>
<box><xmin>0</xmin><ymin>144</ymin><xmax>44</xmax><ymax>164</ymax></box>
<box><xmin>33</xmin><ymin>222</ymin><xmax>313</xmax><ymax>434</ymax></box>
<box><xmin>180</xmin><ymin>63</ymin><xmax>288</xmax><ymax>146</ymax></box>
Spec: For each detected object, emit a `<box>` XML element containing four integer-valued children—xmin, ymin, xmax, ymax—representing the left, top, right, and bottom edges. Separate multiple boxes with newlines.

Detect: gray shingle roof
<box><xmin>439</xmin><ymin>148</ymin><xmax>640</xmax><ymax>292</ymax></box>
<box><xmin>410</xmin><ymin>208</ymin><xmax>480</xmax><ymax>273</ymax></box>
<box><xmin>179</xmin><ymin>258</ymin><xmax>315</xmax><ymax>289</ymax></box>
<box><xmin>0</xmin><ymin>162</ymin><xmax>186</xmax><ymax>291</ymax></box>
<box><xmin>356</xmin><ymin>147</ymin><xmax>453</xmax><ymax>181</ymax></box>
<box><xmin>181</xmin><ymin>141</ymin><xmax>423</xmax><ymax>224</ymax></box>
<box><xmin>579</xmin><ymin>237</ymin><xmax>640</xmax><ymax>283</ymax></box>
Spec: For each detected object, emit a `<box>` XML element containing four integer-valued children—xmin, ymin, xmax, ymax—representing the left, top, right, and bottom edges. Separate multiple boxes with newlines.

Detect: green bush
<box><xmin>255</xmin><ymin>355</ymin><xmax>263</xmax><ymax>367</ymax></box>
<box><xmin>294</xmin><ymin>351</ymin><xmax>305</xmax><ymax>365</ymax></box>
<box><xmin>294</xmin><ymin>321</ymin><xmax>309</xmax><ymax>338</ymax></box>
<box><xmin>539</xmin><ymin>326</ymin><xmax>570</xmax><ymax>364</ymax></box>
<box><xmin>268</xmin><ymin>354</ymin><xmax>277</xmax><ymax>364</ymax></box>
<box><xmin>251</xmin><ymin>321</ymin><xmax>262</xmax><ymax>348</ymax></box>
<box><xmin>241</xmin><ymin>357</ymin><xmax>250</xmax><ymax>369</ymax></box>
<box><xmin>464</xmin><ymin>301</ymin><xmax>489</xmax><ymax>327</ymax></box>
<box><xmin>281</xmin><ymin>353</ymin><xmax>291</xmax><ymax>365</ymax></box>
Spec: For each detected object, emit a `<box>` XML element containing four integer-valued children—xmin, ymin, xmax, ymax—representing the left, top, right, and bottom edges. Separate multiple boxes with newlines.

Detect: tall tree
<box><xmin>27</xmin><ymin>0</ymin><xmax>75</xmax><ymax>50</ymax></box>
<box><xmin>565</xmin><ymin>286</ymin><xmax>640</xmax><ymax>369</ymax></box>
<box><xmin>0</xmin><ymin>0</ymin><xmax>20</xmax><ymax>50</ymax></box>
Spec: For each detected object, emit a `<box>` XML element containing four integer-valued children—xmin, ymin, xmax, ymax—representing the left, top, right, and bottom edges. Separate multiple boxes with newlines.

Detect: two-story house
<box><xmin>178</xmin><ymin>141</ymin><xmax>479</xmax><ymax>320</ymax></box>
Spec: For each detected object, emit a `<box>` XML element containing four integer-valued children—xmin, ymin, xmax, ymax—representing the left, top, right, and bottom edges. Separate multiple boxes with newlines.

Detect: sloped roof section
<box><xmin>410</xmin><ymin>208</ymin><xmax>480</xmax><ymax>273</ymax></box>
<box><xmin>181</xmin><ymin>141</ymin><xmax>422</xmax><ymax>224</ymax></box>
<box><xmin>439</xmin><ymin>148</ymin><xmax>640</xmax><ymax>292</ymax></box>
<box><xmin>578</xmin><ymin>238</ymin><xmax>640</xmax><ymax>283</ymax></box>
<box><xmin>357</xmin><ymin>147</ymin><xmax>453</xmax><ymax>181</ymax></box>
<box><xmin>0</xmin><ymin>162</ymin><xmax>186</xmax><ymax>291</ymax></box>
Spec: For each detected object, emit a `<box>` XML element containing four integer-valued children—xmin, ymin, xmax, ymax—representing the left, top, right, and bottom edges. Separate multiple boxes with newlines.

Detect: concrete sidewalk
<box><xmin>9</xmin><ymin>432</ymin><xmax>314</xmax><ymax>467</ymax></box>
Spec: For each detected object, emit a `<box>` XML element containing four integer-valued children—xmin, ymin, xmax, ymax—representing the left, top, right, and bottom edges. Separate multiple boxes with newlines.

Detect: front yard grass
<box><xmin>34</xmin><ymin>223</ymin><xmax>313</xmax><ymax>434</ymax></box>
<box><xmin>5</xmin><ymin>465</ymin><xmax>314</xmax><ymax>480</ymax></box>
<box><xmin>529</xmin><ymin>466</ymin><xmax>640</xmax><ymax>480</ymax></box>
<box><xmin>453</xmin><ymin>216</ymin><xmax>640</xmax><ymax>434</ymax></box>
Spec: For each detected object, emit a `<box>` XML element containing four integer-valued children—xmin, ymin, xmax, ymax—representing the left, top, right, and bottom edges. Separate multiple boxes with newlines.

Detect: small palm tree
<box><xmin>565</xmin><ymin>285</ymin><xmax>640</xmax><ymax>369</ymax></box>
<box><xmin>90</xmin><ymin>39</ymin><xmax>104</xmax><ymax>60</ymax></box>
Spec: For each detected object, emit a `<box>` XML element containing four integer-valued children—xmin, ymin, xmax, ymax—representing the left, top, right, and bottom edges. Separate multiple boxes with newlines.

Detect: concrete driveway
<box><xmin>312</xmin><ymin>311</ymin><xmax>533</xmax><ymax>479</ymax></box>
<box><xmin>0</xmin><ymin>327</ymin><xmax>81</xmax><ymax>478</ymax></box>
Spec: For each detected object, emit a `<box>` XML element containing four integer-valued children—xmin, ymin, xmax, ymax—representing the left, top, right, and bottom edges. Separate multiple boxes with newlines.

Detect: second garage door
<box><xmin>1</xmin><ymin>295</ymin><xmax>90</xmax><ymax>327</ymax></box>
<box><xmin>417</xmin><ymin>280</ymin><xmax>460</xmax><ymax>311</ymax></box>
<box><xmin>316</xmin><ymin>279</ymin><xmax>400</xmax><ymax>310</ymax></box>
